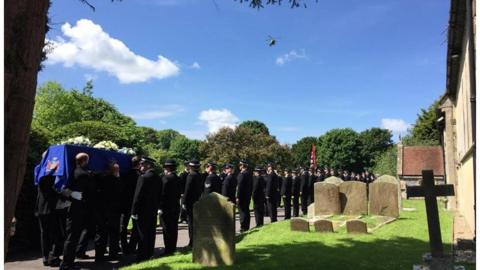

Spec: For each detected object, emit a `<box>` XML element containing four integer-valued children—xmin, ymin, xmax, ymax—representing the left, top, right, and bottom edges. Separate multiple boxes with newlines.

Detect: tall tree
<box><xmin>291</xmin><ymin>136</ymin><xmax>318</xmax><ymax>168</ymax></box>
<box><xmin>238</xmin><ymin>120</ymin><xmax>270</xmax><ymax>135</ymax></box>
<box><xmin>358</xmin><ymin>128</ymin><xmax>393</xmax><ymax>169</ymax></box>
<box><xmin>317</xmin><ymin>128</ymin><xmax>363</xmax><ymax>171</ymax></box>
<box><xmin>403</xmin><ymin>99</ymin><xmax>441</xmax><ymax>146</ymax></box>
<box><xmin>157</xmin><ymin>129</ymin><xmax>182</xmax><ymax>150</ymax></box>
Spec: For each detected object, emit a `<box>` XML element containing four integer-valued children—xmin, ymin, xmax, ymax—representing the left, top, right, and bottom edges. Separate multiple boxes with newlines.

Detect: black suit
<box><xmin>182</xmin><ymin>170</ymin><xmax>202</xmax><ymax>246</ymax></box>
<box><xmin>236</xmin><ymin>170</ymin><xmax>252</xmax><ymax>231</ymax></box>
<box><xmin>159</xmin><ymin>172</ymin><xmax>181</xmax><ymax>254</ymax></box>
<box><xmin>300</xmin><ymin>172</ymin><xmax>309</xmax><ymax>215</ymax></box>
<box><xmin>252</xmin><ymin>175</ymin><xmax>265</xmax><ymax>227</ymax></box>
<box><xmin>281</xmin><ymin>176</ymin><xmax>293</xmax><ymax>220</ymax></box>
<box><xmin>178</xmin><ymin>170</ymin><xmax>189</xmax><ymax>222</ymax></box>
<box><xmin>264</xmin><ymin>172</ymin><xmax>279</xmax><ymax>222</ymax></box>
<box><xmin>120</xmin><ymin>168</ymin><xmax>140</xmax><ymax>253</ymax></box>
<box><xmin>203</xmin><ymin>173</ymin><xmax>222</xmax><ymax>196</ymax></box>
<box><xmin>292</xmin><ymin>176</ymin><xmax>301</xmax><ymax>217</ymax></box>
<box><xmin>60</xmin><ymin>166</ymin><xmax>95</xmax><ymax>270</ymax></box>
<box><xmin>35</xmin><ymin>175</ymin><xmax>63</xmax><ymax>266</ymax></box>
<box><xmin>307</xmin><ymin>173</ymin><xmax>316</xmax><ymax>205</ymax></box>
<box><xmin>131</xmin><ymin>169</ymin><xmax>161</xmax><ymax>262</ymax></box>
<box><xmin>221</xmin><ymin>174</ymin><xmax>237</xmax><ymax>203</ymax></box>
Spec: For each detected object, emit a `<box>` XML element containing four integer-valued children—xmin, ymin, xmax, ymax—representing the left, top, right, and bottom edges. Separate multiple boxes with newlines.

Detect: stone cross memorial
<box><xmin>406</xmin><ymin>170</ymin><xmax>455</xmax><ymax>259</ymax></box>
<box><xmin>193</xmin><ymin>192</ymin><xmax>236</xmax><ymax>267</ymax></box>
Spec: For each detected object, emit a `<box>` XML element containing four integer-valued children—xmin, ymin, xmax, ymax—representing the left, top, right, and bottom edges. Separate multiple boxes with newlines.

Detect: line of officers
<box><xmin>35</xmin><ymin>152</ymin><xmax>375</xmax><ymax>269</ymax></box>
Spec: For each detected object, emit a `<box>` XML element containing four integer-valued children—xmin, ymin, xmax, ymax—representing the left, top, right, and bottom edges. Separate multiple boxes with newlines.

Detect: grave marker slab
<box><xmin>323</xmin><ymin>176</ymin><xmax>344</xmax><ymax>186</ymax></box>
<box><xmin>314</xmin><ymin>182</ymin><xmax>341</xmax><ymax>215</ymax></box>
<box><xmin>369</xmin><ymin>182</ymin><xmax>400</xmax><ymax>217</ymax></box>
<box><xmin>313</xmin><ymin>219</ymin><xmax>334</xmax><ymax>233</ymax></box>
<box><xmin>290</xmin><ymin>218</ymin><xmax>310</xmax><ymax>232</ymax></box>
<box><xmin>339</xmin><ymin>181</ymin><xmax>367</xmax><ymax>215</ymax></box>
<box><xmin>346</xmin><ymin>220</ymin><xmax>368</xmax><ymax>234</ymax></box>
<box><xmin>193</xmin><ymin>192</ymin><xmax>235</xmax><ymax>267</ymax></box>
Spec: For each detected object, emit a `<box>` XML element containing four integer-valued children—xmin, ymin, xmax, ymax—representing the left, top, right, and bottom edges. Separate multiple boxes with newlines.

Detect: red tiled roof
<box><xmin>402</xmin><ymin>146</ymin><xmax>445</xmax><ymax>176</ymax></box>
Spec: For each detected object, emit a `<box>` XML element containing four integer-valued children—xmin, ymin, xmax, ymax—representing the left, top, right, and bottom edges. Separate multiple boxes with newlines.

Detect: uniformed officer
<box><xmin>307</xmin><ymin>167</ymin><xmax>316</xmax><ymax>205</ymax></box>
<box><xmin>182</xmin><ymin>159</ymin><xmax>203</xmax><ymax>247</ymax></box>
<box><xmin>60</xmin><ymin>153</ymin><xmax>95</xmax><ymax>270</ymax></box>
<box><xmin>291</xmin><ymin>169</ymin><xmax>301</xmax><ymax>217</ymax></box>
<box><xmin>120</xmin><ymin>156</ymin><xmax>141</xmax><ymax>254</ymax></box>
<box><xmin>159</xmin><ymin>159</ymin><xmax>181</xmax><ymax>255</ymax></box>
<box><xmin>236</xmin><ymin>160</ymin><xmax>252</xmax><ymax>232</ymax></box>
<box><xmin>221</xmin><ymin>163</ymin><xmax>237</xmax><ymax>203</ymax></box>
<box><xmin>131</xmin><ymin>157</ymin><xmax>161</xmax><ymax>262</ymax></box>
<box><xmin>203</xmin><ymin>161</ymin><xmax>222</xmax><ymax>195</ymax></box>
<box><xmin>178</xmin><ymin>162</ymin><xmax>189</xmax><ymax>223</ymax></box>
<box><xmin>251</xmin><ymin>166</ymin><xmax>265</xmax><ymax>227</ymax></box>
<box><xmin>94</xmin><ymin>160</ymin><xmax>122</xmax><ymax>261</ymax></box>
<box><xmin>281</xmin><ymin>169</ymin><xmax>293</xmax><ymax>220</ymax></box>
<box><xmin>264</xmin><ymin>163</ymin><xmax>279</xmax><ymax>223</ymax></box>
<box><xmin>299</xmin><ymin>167</ymin><xmax>309</xmax><ymax>215</ymax></box>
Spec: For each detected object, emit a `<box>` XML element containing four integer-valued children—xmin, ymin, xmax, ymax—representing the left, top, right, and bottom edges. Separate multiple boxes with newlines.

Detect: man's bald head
<box><xmin>75</xmin><ymin>153</ymin><xmax>89</xmax><ymax>167</ymax></box>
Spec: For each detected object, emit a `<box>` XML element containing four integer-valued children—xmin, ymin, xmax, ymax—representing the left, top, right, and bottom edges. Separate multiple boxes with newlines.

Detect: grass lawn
<box><xmin>122</xmin><ymin>200</ymin><xmax>475</xmax><ymax>270</ymax></box>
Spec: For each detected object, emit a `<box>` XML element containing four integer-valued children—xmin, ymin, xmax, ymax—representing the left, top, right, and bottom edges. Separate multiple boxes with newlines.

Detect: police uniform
<box><xmin>292</xmin><ymin>173</ymin><xmax>301</xmax><ymax>217</ymax></box>
<box><xmin>182</xmin><ymin>160</ymin><xmax>203</xmax><ymax>247</ymax></box>
<box><xmin>281</xmin><ymin>172</ymin><xmax>293</xmax><ymax>220</ymax></box>
<box><xmin>252</xmin><ymin>167</ymin><xmax>265</xmax><ymax>227</ymax></box>
<box><xmin>221</xmin><ymin>164</ymin><xmax>237</xmax><ymax>203</ymax></box>
<box><xmin>159</xmin><ymin>159</ymin><xmax>181</xmax><ymax>255</ymax></box>
<box><xmin>236</xmin><ymin>161</ymin><xmax>252</xmax><ymax>232</ymax></box>
<box><xmin>264</xmin><ymin>168</ymin><xmax>279</xmax><ymax>223</ymax></box>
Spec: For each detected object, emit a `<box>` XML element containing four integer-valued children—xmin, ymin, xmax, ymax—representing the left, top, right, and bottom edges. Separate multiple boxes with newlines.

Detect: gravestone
<box><xmin>375</xmin><ymin>174</ymin><xmax>402</xmax><ymax>208</ymax></box>
<box><xmin>369</xmin><ymin>181</ymin><xmax>400</xmax><ymax>217</ymax></box>
<box><xmin>323</xmin><ymin>176</ymin><xmax>344</xmax><ymax>186</ymax></box>
<box><xmin>339</xmin><ymin>181</ymin><xmax>367</xmax><ymax>215</ymax></box>
<box><xmin>307</xmin><ymin>203</ymin><xmax>315</xmax><ymax>219</ymax></box>
<box><xmin>290</xmin><ymin>218</ymin><xmax>310</xmax><ymax>232</ymax></box>
<box><xmin>314</xmin><ymin>182</ymin><xmax>341</xmax><ymax>215</ymax></box>
<box><xmin>346</xmin><ymin>220</ymin><xmax>368</xmax><ymax>234</ymax></box>
<box><xmin>193</xmin><ymin>192</ymin><xmax>235</xmax><ymax>266</ymax></box>
<box><xmin>313</xmin><ymin>219</ymin><xmax>334</xmax><ymax>233</ymax></box>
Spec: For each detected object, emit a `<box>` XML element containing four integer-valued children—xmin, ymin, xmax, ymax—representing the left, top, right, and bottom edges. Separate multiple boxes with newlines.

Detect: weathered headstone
<box><xmin>290</xmin><ymin>218</ymin><xmax>310</xmax><ymax>232</ymax></box>
<box><xmin>193</xmin><ymin>192</ymin><xmax>235</xmax><ymax>267</ymax></box>
<box><xmin>339</xmin><ymin>181</ymin><xmax>367</xmax><ymax>215</ymax></box>
<box><xmin>323</xmin><ymin>176</ymin><xmax>344</xmax><ymax>186</ymax></box>
<box><xmin>314</xmin><ymin>182</ymin><xmax>341</xmax><ymax>215</ymax></box>
<box><xmin>313</xmin><ymin>219</ymin><xmax>334</xmax><ymax>233</ymax></box>
<box><xmin>375</xmin><ymin>174</ymin><xmax>402</xmax><ymax>208</ymax></box>
<box><xmin>369</xmin><ymin>181</ymin><xmax>400</xmax><ymax>217</ymax></box>
<box><xmin>307</xmin><ymin>203</ymin><xmax>315</xmax><ymax>219</ymax></box>
<box><xmin>346</xmin><ymin>220</ymin><xmax>368</xmax><ymax>234</ymax></box>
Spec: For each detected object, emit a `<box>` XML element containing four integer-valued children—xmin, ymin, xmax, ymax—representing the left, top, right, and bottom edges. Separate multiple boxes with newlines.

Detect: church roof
<box><xmin>400</xmin><ymin>146</ymin><xmax>445</xmax><ymax>177</ymax></box>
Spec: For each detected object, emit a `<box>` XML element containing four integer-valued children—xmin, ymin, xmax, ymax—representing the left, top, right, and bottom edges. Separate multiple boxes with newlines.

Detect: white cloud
<box><xmin>46</xmin><ymin>19</ymin><xmax>180</xmax><ymax>83</ymax></box>
<box><xmin>276</xmin><ymin>49</ymin><xmax>307</xmax><ymax>66</ymax></box>
<box><xmin>198</xmin><ymin>109</ymin><xmax>240</xmax><ymax>133</ymax></box>
<box><xmin>381</xmin><ymin>118</ymin><xmax>410</xmax><ymax>133</ymax></box>
<box><xmin>84</xmin><ymin>73</ymin><xmax>98</xmax><ymax>81</ymax></box>
<box><xmin>129</xmin><ymin>105</ymin><xmax>185</xmax><ymax>120</ymax></box>
<box><xmin>190</xmin><ymin>62</ymin><xmax>201</xmax><ymax>69</ymax></box>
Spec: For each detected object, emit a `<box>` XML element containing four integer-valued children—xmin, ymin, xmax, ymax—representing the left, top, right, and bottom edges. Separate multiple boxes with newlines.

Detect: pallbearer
<box><xmin>131</xmin><ymin>157</ymin><xmax>160</xmax><ymax>262</ymax></box>
<box><xmin>236</xmin><ymin>160</ymin><xmax>252</xmax><ymax>232</ymax></box>
<box><xmin>159</xmin><ymin>159</ymin><xmax>181</xmax><ymax>255</ymax></box>
<box><xmin>120</xmin><ymin>156</ymin><xmax>140</xmax><ymax>254</ymax></box>
<box><xmin>281</xmin><ymin>168</ymin><xmax>293</xmax><ymax>220</ymax></box>
<box><xmin>203</xmin><ymin>161</ymin><xmax>222</xmax><ymax>195</ymax></box>
<box><xmin>291</xmin><ymin>169</ymin><xmax>301</xmax><ymax>217</ymax></box>
<box><xmin>265</xmin><ymin>163</ymin><xmax>279</xmax><ymax>223</ymax></box>
<box><xmin>182</xmin><ymin>159</ymin><xmax>203</xmax><ymax>247</ymax></box>
<box><xmin>252</xmin><ymin>166</ymin><xmax>266</xmax><ymax>227</ymax></box>
<box><xmin>221</xmin><ymin>163</ymin><xmax>237</xmax><ymax>203</ymax></box>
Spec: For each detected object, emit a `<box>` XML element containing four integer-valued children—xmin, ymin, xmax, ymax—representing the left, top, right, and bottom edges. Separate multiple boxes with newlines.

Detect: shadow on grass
<box><xmin>130</xmin><ymin>236</ymin><xmax>468</xmax><ymax>270</ymax></box>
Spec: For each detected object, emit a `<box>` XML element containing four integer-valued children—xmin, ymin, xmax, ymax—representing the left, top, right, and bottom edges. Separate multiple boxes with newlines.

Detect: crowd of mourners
<box><xmin>35</xmin><ymin>153</ymin><xmax>376</xmax><ymax>269</ymax></box>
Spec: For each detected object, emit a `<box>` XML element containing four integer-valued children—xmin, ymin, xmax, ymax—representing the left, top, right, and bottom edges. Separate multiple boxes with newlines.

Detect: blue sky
<box><xmin>39</xmin><ymin>0</ymin><xmax>450</xmax><ymax>144</ymax></box>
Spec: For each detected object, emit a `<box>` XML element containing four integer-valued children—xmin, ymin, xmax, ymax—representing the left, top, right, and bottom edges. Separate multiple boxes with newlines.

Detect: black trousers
<box><xmin>292</xmin><ymin>195</ymin><xmax>300</xmax><ymax>217</ymax></box>
<box><xmin>120</xmin><ymin>212</ymin><xmax>138</xmax><ymax>253</ymax></box>
<box><xmin>186</xmin><ymin>208</ymin><xmax>194</xmax><ymax>247</ymax></box>
<box><xmin>238</xmin><ymin>201</ymin><xmax>250</xmax><ymax>231</ymax></box>
<box><xmin>95</xmin><ymin>210</ymin><xmax>120</xmax><ymax>257</ymax></box>
<box><xmin>60</xmin><ymin>203</ymin><xmax>88</xmax><ymax>269</ymax></box>
<box><xmin>283</xmin><ymin>196</ymin><xmax>292</xmax><ymax>220</ymax></box>
<box><xmin>76</xmin><ymin>207</ymin><xmax>95</xmax><ymax>256</ymax></box>
<box><xmin>38</xmin><ymin>213</ymin><xmax>64</xmax><ymax>263</ymax></box>
<box><xmin>136</xmin><ymin>213</ymin><xmax>157</xmax><ymax>262</ymax></box>
<box><xmin>253</xmin><ymin>201</ymin><xmax>264</xmax><ymax>227</ymax></box>
<box><xmin>160</xmin><ymin>210</ymin><xmax>179</xmax><ymax>254</ymax></box>
<box><xmin>307</xmin><ymin>190</ymin><xmax>314</xmax><ymax>205</ymax></box>
<box><xmin>301</xmin><ymin>193</ymin><xmax>309</xmax><ymax>215</ymax></box>
<box><xmin>267</xmin><ymin>198</ymin><xmax>277</xmax><ymax>222</ymax></box>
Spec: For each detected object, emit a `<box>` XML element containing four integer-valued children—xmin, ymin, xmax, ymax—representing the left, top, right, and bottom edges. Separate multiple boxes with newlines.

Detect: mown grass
<box><xmin>122</xmin><ymin>200</ymin><xmax>475</xmax><ymax>270</ymax></box>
